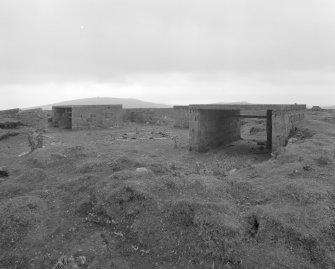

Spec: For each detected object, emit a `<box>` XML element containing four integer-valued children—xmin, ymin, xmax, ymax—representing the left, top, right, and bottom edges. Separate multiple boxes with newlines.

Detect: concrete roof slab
<box><xmin>189</xmin><ymin>104</ymin><xmax>306</xmax><ymax>111</ymax></box>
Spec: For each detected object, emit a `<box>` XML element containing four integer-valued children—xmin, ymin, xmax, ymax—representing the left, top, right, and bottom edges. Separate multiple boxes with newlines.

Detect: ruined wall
<box><xmin>72</xmin><ymin>105</ymin><xmax>123</xmax><ymax>130</ymax></box>
<box><xmin>271</xmin><ymin>109</ymin><xmax>305</xmax><ymax>151</ymax></box>
<box><xmin>0</xmin><ymin>108</ymin><xmax>20</xmax><ymax>119</ymax></box>
<box><xmin>123</xmin><ymin>108</ymin><xmax>174</xmax><ymax>125</ymax></box>
<box><xmin>173</xmin><ymin>106</ymin><xmax>189</xmax><ymax>128</ymax></box>
<box><xmin>189</xmin><ymin>109</ymin><xmax>241</xmax><ymax>152</ymax></box>
<box><xmin>1</xmin><ymin>108</ymin><xmax>48</xmax><ymax>129</ymax></box>
<box><xmin>18</xmin><ymin>108</ymin><xmax>48</xmax><ymax>130</ymax></box>
<box><xmin>0</xmin><ymin>108</ymin><xmax>21</xmax><ymax>128</ymax></box>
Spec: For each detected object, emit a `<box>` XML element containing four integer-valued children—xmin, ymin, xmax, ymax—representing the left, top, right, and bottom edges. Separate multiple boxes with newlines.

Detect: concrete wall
<box><xmin>52</xmin><ymin>107</ymin><xmax>72</xmax><ymax>129</ymax></box>
<box><xmin>173</xmin><ymin>106</ymin><xmax>189</xmax><ymax>128</ymax></box>
<box><xmin>271</xmin><ymin>109</ymin><xmax>305</xmax><ymax>151</ymax></box>
<box><xmin>123</xmin><ymin>108</ymin><xmax>174</xmax><ymax>125</ymax></box>
<box><xmin>240</xmin><ymin>109</ymin><xmax>267</xmax><ymax>116</ymax></box>
<box><xmin>189</xmin><ymin>109</ymin><xmax>241</xmax><ymax>152</ymax></box>
<box><xmin>71</xmin><ymin>105</ymin><xmax>123</xmax><ymax>130</ymax></box>
<box><xmin>18</xmin><ymin>108</ymin><xmax>48</xmax><ymax>130</ymax></box>
<box><xmin>189</xmin><ymin>105</ymin><xmax>306</xmax><ymax>153</ymax></box>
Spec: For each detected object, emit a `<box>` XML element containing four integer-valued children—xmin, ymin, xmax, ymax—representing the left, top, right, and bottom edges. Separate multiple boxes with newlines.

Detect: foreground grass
<box><xmin>0</xmin><ymin>111</ymin><xmax>334</xmax><ymax>268</ymax></box>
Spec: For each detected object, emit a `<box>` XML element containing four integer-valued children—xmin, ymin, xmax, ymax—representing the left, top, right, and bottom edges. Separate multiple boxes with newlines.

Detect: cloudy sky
<box><xmin>1</xmin><ymin>0</ymin><xmax>335</xmax><ymax>109</ymax></box>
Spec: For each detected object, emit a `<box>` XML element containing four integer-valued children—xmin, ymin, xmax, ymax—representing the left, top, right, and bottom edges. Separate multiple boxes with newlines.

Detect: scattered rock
<box><xmin>158</xmin><ymin>131</ymin><xmax>168</xmax><ymax>137</ymax></box>
<box><xmin>109</xmin><ymin>156</ymin><xmax>141</xmax><ymax>172</ymax></box>
<box><xmin>52</xmin><ymin>255</ymin><xmax>79</xmax><ymax>269</ymax></box>
<box><xmin>18</xmin><ymin>151</ymin><xmax>30</xmax><ymax>157</ymax></box>
<box><xmin>249</xmin><ymin>126</ymin><xmax>265</xmax><ymax>135</ymax></box>
<box><xmin>228</xmin><ymin>168</ymin><xmax>237</xmax><ymax>175</ymax></box>
<box><xmin>0</xmin><ymin>167</ymin><xmax>9</xmax><ymax>178</ymax></box>
<box><xmin>77</xmin><ymin>256</ymin><xmax>87</xmax><ymax>266</ymax></box>
<box><xmin>136</xmin><ymin>167</ymin><xmax>149</xmax><ymax>174</ymax></box>
<box><xmin>288</xmin><ymin>137</ymin><xmax>298</xmax><ymax>144</ymax></box>
<box><xmin>289</xmin><ymin>128</ymin><xmax>315</xmax><ymax>139</ymax></box>
<box><xmin>303</xmin><ymin>165</ymin><xmax>312</xmax><ymax>171</ymax></box>
<box><xmin>288</xmin><ymin>169</ymin><xmax>301</xmax><ymax>178</ymax></box>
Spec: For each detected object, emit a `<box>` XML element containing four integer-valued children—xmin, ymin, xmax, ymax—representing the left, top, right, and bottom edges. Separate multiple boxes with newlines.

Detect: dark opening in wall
<box><xmin>53</xmin><ymin>107</ymin><xmax>72</xmax><ymax>129</ymax></box>
<box><xmin>130</xmin><ymin>112</ymin><xmax>136</xmax><ymax>122</ymax></box>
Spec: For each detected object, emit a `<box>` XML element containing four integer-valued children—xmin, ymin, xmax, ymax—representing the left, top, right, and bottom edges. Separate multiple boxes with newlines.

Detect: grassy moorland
<box><xmin>0</xmin><ymin>110</ymin><xmax>334</xmax><ymax>268</ymax></box>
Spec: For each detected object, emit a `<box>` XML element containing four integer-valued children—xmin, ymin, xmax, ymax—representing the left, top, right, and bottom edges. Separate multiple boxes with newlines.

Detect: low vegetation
<box><xmin>0</xmin><ymin>110</ymin><xmax>334</xmax><ymax>268</ymax></box>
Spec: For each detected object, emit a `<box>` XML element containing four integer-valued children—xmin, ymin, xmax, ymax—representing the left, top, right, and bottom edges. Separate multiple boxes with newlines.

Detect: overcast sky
<box><xmin>1</xmin><ymin>0</ymin><xmax>335</xmax><ymax>109</ymax></box>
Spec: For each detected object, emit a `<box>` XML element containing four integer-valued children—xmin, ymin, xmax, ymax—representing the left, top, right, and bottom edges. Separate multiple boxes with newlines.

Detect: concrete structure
<box><xmin>173</xmin><ymin>106</ymin><xmax>189</xmax><ymax>128</ymax></box>
<box><xmin>189</xmin><ymin>104</ymin><xmax>306</xmax><ymax>152</ymax></box>
<box><xmin>123</xmin><ymin>108</ymin><xmax>174</xmax><ymax>125</ymax></box>
<box><xmin>52</xmin><ymin>105</ymin><xmax>123</xmax><ymax>129</ymax></box>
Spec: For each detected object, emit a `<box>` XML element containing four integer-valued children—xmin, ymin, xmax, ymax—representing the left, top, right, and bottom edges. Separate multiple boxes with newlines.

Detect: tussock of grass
<box><xmin>77</xmin><ymin>159</ymin><xmax>108</xmax><ymax>173</ymax></box>
<box><xmin>0</xmin><ymin>196</ymin><xmax>47</xmax><ymax>248</ymax></box>
<box><xmin>244</xmin><ymin>206</ymin><xmax>333</xmax><ymax>267</ymax></box>
<box><xmin>314</xmin><ymin>155</ymin><xmax>332</xmax><ymax>166</ymax></box>
<box><xmin>1</xmin><ymin>110</ymin><xmax>335</xmax><ymax>268</ymax></box>
<box><xmin>0</xmin><ymin>182</ymin><xmax>31</xmax><ymax>201</ymax></box>
<box><xmin>109</xmin><ymin>156</ymin><xmax>142</xmax><ymax>171</ymax></box>
<box><xmin>15</xmin><ymin>168</ymin><xmax>47</xmax><ymax>183</ymax></box>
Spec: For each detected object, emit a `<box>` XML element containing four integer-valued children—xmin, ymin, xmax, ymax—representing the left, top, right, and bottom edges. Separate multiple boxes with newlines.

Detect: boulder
<box><xmin>0</xmin><ymin>167</ymin><xmax>9</xmax><ymax>178</ymax></box>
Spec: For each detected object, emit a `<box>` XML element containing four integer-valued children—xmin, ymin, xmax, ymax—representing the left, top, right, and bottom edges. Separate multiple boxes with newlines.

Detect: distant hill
<box><xmin>323</xmin><ymin>105</ymin><xmax>335</xmax><ymax>109</ymax></box>
<box><xmin>26</xmin><ymin>97</ymin><xmax>171</xmax><ymax>110</ymax></box>
<box><xmin>213</xmin><ymin>101</ymin><xmax>252</xmax><ymax>105</ymax></box>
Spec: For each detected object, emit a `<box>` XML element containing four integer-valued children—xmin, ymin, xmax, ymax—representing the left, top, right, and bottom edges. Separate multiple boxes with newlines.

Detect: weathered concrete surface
<box><xmin>189</xmin><ymin>104</ymin><xmax>306</xmax><ymax>152</ymax></box>
<box><xmin>52</xmin><ymin>105</ymin><xmax>123</xmax><ymax>130</ymax></box>
<box><xmin>18</xmin><ymin>108</ymin><xmax>48</xmax><ymax>130</ymax></box>
<box><xmin>52</xmin><ymin>107</ymin><xmax>72</xmax><ymax>129</ymax></box>
<box><xmin>72</xmin><ymin>105</ymin><xmax>122</xmax><ymax>129</ymax></box>
<box><xmin>190</xmin><ymin>104</ymin><xmax>306</xmax><ymax>111</ymax></box>
<box><xmin>271</xmin><ymin>109</ymin><xmax>305</xmax><ymax>151</ymax></box>
<box><xmin>173</xmin><ymin>106</ymin><xmax>189</xmax><ymax>128</ymax></box>
<box><xmin>123</xmin><ymin>108</ymin><xmax>174</xmax><ymax>125</ymax></box>
<box><xmin>189</xmin><ymin>109</ymin><xmax>240</xmax><ymax>152</ymax></box>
